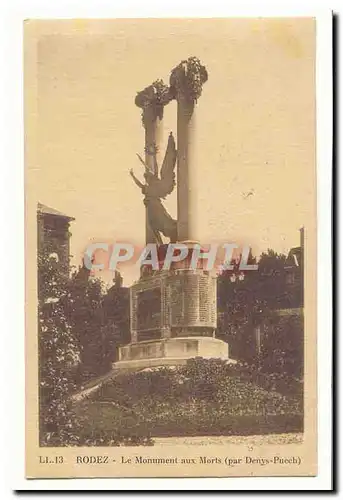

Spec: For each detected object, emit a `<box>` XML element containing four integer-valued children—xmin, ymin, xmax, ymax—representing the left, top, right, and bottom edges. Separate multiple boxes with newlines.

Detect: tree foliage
<box><xmin>65</xmin><ymin>266</ymin><xmax>130</xmax><ymax>384</ymax></box>
<box><xmin>38</xmin><ymin>241</ymin><xmax>130</xmax><ymax>445</ymax></box>
<box><xmin>38</xmin><ymin>240</ymin><xmax>80</xmax><ymax>445</ymax></box>
<box><xmin>217</xmin><ymin>249</ymin><xmax>303</xmax><ymax>375</ymax></box>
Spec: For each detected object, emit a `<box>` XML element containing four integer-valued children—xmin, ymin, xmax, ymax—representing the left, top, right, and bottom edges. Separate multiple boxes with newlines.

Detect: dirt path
<box><xmin>154</xmin><ymin>433</ymin><xmax>303</xmax><ymax>446</ymax></box>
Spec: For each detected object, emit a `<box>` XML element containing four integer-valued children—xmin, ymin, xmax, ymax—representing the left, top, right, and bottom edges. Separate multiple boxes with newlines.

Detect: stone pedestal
<box><xmin>115</xmin><ymin>336</ymin><xmax>230</xmax><ymax>370</ymax></box>
<box><xmin>113</xmin><ymin>267</ymin><xmax>231</xmax><ymax>371</ymax></box>
<box><xmin>130</xmin><ymin>269</ymin><xmax>217</xmax><ymax>340</ymax></box>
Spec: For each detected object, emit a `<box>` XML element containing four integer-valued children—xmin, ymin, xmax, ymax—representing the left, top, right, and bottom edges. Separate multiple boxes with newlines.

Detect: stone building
<box><xmin>37</xmin><ymin>203</ymin><xmax>74</xmax><ymax>272</ymax></box>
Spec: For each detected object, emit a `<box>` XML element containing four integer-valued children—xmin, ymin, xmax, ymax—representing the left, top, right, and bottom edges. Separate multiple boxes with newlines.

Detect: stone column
<box><xmin>168</xmin><ymin>59</ymin><xmax>216</xmax><ymax>339</ymax></box>
<box><xmin>170</xmin><ymin>58</ymin><xmax>208</xmax><ymax>243</ymax></box>
<box><xmin>135</xmin><ymin>81</ymin><xmax>172</xmax><ymax>244</ymax></box>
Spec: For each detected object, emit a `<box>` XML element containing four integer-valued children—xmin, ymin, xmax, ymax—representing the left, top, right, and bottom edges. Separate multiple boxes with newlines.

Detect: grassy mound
<box><xmin>72</xmin><ymin>359</ymin><xmax>303</xmax><ymax>444</ymax></box>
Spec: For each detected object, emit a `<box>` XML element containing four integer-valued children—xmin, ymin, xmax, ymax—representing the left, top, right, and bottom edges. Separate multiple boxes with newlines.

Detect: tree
<box><xmin>257</xmin><ymin>250</ymin><xmax>288</xmax><ymax>310</ymax></box>
<box><xmin>261</xmin><ymin>311</ymin><xmax>304</xmax><ymax>378</ymax></box>
<box><xmin>64</xmin><ymin>264</ymin><xmax>129</xmax><ymax>384</ymax></box>
<box><xmin>217</xmin><ymin>250</ymin><xmax>262</xmax><ymax>363</ymax></box>
<box><xmin>38</xmin><ymin>240</ymin><xmax>80</xmax><ymax>445</ymax></box>
<box><xmin>63</xmin><ymin>263</ymin><xmax>105</xmax><ymax>383</ymax></box>
<box><xmin>102</xmin><ymin>277</ymin><xmax>130</xmax><ymax>356</ymax></box>
<box><xmin>217</xmin><ymin>248</ymin><xmax>303</xmax><ymax>373</ymax></box>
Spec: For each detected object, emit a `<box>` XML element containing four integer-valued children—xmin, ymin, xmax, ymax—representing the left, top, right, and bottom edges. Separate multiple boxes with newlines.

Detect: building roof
<box><xmin>285</xmin><ymin>246</ymin><xmax>302</xmax><ymax>268</ymax></box>
<box><xmin>37</xmin><ymin>203</ymin><xmax>75</xmax><ymax>221</ymax></box>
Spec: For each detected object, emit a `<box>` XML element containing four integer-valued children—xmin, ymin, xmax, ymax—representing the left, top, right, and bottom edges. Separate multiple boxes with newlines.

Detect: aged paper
<box><xmin>25</xmin><ymin>17</ymin><xmax>319</xmax><ymax>479</ymax></box>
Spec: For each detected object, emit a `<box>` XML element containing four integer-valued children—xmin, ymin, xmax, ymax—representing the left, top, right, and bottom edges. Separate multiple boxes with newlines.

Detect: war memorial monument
<box><xmin>114</xmin><ymin>57</ymin><xmax>230</xmax><ymax>370</ymax></box>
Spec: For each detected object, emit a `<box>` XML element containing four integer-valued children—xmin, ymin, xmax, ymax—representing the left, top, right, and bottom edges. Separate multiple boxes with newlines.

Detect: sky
<box><xmin>30</xmin><ymin>18</ymin><xmax>316</xmax><ymax>286</ymax></box>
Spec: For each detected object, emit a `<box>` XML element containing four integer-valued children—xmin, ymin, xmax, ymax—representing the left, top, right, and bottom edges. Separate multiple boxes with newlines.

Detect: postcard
<box><xmin>23</xmin><ymin>15</ymin><xmax>331</xmax><ymax>481</ymax></box>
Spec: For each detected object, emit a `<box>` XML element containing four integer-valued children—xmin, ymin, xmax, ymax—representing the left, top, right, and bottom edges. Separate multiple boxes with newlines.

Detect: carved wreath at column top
<box><xmin>135</xmin><ymin>79</ymin><xmax>174</xmax><ymax>126</ymax></box>
<box><xmin>170</xmin><ymin>56</ymin><xmax>208</xmax><ymax>103</ymax></box>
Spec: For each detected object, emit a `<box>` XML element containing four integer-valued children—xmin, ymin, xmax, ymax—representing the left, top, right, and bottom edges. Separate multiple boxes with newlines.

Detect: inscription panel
<box><xmin>136</xmin><ymin>287</ymin><xmax>162</xmax><ymax>335</ymax></box>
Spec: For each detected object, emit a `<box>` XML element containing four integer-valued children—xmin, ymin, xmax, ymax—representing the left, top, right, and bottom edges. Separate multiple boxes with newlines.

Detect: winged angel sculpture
<box><xmin>130</xmin><ymin>132</ymin><xmax>177</xmax><ymax>244</ymax></box>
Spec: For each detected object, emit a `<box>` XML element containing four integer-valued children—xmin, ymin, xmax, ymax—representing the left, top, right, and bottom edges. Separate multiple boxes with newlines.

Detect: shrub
<box><xmin>84</xmin><ymin>358</ymin><xmax>303</xmax><ymax>439</ymax></box>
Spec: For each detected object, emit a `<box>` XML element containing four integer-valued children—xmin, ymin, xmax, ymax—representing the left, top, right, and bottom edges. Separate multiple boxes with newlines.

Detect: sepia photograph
<box><xmin>24</xmin><ymin>15</ymin><xmax>324</xmax><ymax>479</ymax></box>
